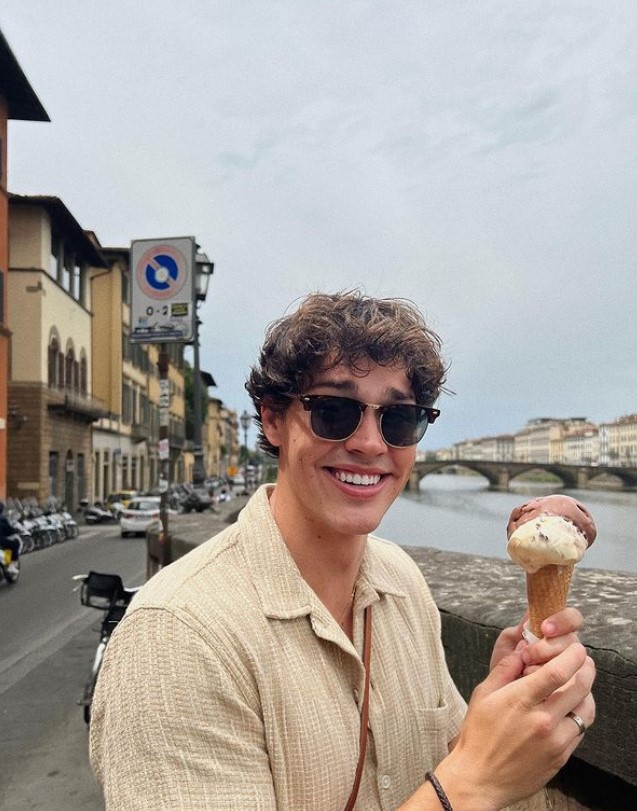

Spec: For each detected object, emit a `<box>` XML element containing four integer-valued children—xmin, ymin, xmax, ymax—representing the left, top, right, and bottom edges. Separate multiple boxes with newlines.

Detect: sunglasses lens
<box><xmin>381</xmin><ymin>405</ymin><xmax>429</xmax><ymax>447</ymax></box>
<box><xmin>309</xmin><ymin>397</ymin><xmax>361</xmax><ymax>440</ymax></box>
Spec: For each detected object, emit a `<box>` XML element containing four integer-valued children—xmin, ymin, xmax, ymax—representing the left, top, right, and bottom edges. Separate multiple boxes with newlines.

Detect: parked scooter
<box><xmin>83</xmin><ymin>502</ymin><xmax>117</xmax><ymax>525</ymax></box>
<box><xmin>74</xmin><ymin>571</ymin><xmax>141</xmax><ymax>723</ymax></box>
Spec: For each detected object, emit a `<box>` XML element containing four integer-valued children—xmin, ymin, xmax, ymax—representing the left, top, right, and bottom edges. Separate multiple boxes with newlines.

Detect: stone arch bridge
<box><xmin>407</xmin><ymin>460</ymin><xmax>637</xmax><ymax>492</ymax></box>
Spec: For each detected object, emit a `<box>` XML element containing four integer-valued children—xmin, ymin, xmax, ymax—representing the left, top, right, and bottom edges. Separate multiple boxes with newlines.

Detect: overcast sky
<box><xmin>2</xmin><ymin>1</ymin><xmax>636</xmax><ymax>451</ymax></box>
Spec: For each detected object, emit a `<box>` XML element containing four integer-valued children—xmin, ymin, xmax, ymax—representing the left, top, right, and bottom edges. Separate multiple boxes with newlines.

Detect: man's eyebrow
<box><xmin>311</xmin><ymin>379</ymin><xmax>414</xmax><ymax>402</ymax></box>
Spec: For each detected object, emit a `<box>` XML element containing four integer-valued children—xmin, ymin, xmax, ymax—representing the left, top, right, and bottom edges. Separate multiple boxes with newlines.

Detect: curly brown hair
<box><xmin>245</xmin><ymin>290</ymin><xmax>447</xmax><ymax>457</ymax></box>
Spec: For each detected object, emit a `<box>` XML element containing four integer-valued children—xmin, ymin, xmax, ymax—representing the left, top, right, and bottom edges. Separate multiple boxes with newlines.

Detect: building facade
<box><xmin>90</xmin><ymin>248</ymin><xmax>189</xmax><ymax>501</ymax></box>
<box><xmin>0</xmin><ymin>29</ymin><xmax>49</xmax><ymax>499</ymax></box>
<box><xmin>599</xmin><ymin>414</ymin><xmax>637</xmax><ymax>468</ymax></box>
<box><xmin>438</xmin><ymin>414</ymin><xmax>636</xmax><ymax>470</ymax></box>
<box><xmin>7</xmin><ymin>195</ymin><xmax>105</xmax><ymax>505</ymax></box>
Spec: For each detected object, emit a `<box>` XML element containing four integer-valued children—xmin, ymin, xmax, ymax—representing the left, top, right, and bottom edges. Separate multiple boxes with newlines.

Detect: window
<box><xmin>48</xmin><ymin>337</ymin><xmax>59</xmax><ymax>387</ymax></box>
<box><xmin>80</xmin><ymin>354</ymin><xmax>88</xmax><ymax>395</ymax></box>
<box><xmin>71</xmin><ymin>260</ymin><xmax>81</xmax><ymax>301</ymax></box>
<box><xmin>62</xmin><ymin>256</ymin><xmax>72</xmax><ymax>293</ymax></box>
<box><xmin>48</xmin><ymin>332</ymin><xmax>65</xmax><ymax>388</ymax></box>
<box><xmin>49</xmin><ymin>452</ymin><xmax>59</xmax><ymax>498</ymax></box>
<box><xmin>50</xmin><ymin>235</ymin><xmax>61</xmax><ymax>279</ymax></box>
<box><xmin>77</xmin><ymin>453</ymin><xmax>86</xmax><ymax>504</ymax></box>
<box><xmin>102</xmin><ymin>451</ymin><xmax>110</xmax><ymax>502</ymax></box>
<box><xmin>122</xmin><ymin>383</ymin><xmax>133</xmax><ymax>424</ymax></box>
<box><xmin>121</xmin><ymin>268</ymin><xmax>130</xmax><ymax>304</ymax></box>
<box><xmin>65</xmin><ymin>347</ymin><xmax>76</xmax><ymax>391</ymax></box>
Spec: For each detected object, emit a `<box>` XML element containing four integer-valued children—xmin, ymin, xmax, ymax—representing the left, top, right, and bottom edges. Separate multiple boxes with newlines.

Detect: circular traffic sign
<box><xmin>136</xmin><ymin>244</ymin><xmax>188</xmax><ymax>300</ymax></box>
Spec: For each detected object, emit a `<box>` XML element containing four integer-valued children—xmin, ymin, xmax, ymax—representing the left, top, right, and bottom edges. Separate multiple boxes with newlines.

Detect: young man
<box><xmin>90</xmin><ymin>291</ymin><xmax>595</xmax><ymax>810</ymax></box>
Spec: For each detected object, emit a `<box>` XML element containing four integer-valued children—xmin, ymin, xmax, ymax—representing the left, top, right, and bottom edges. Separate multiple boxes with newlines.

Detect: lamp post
<box><xmin>240</xmin><ymin>409</ymin><xmax>251</xmax><ymax>493</ymax></box>
<box><xmin>192</xmin><ymin>252</ymin><xmax>214</xmax><ymax>485</ymax></box>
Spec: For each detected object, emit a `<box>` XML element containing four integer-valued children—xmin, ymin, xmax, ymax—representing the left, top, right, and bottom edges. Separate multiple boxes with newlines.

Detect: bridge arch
<box><xmin>410</xmin><ymin>461</ymin><xmax>576</xmax><ymax>491</ymax></box>
<box><xmin>409</xmin><ymin>460</ymin><xmax>637</xmax><ymax>491</ymax></box>
<box><xmin>408</xmin><ymin>461</ymin><xmax>498</xmax><ymax>490</ymax></box>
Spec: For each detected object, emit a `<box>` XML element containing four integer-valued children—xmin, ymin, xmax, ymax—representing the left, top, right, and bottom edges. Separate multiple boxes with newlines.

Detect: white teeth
<box><xmin>335</xmin><ymin>471</ymin><xmax>381</xmax><ymax>486</ymax></box>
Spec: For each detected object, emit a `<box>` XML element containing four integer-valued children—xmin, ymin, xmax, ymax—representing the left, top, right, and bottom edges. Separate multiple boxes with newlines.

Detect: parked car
<box><xmin>120</xmin><ymin>496</ymin><xmax>166</xmax><ymax>537</ymax></box>
<box><xmin>105</xmin><ymin>490</ymin><xmax>138</xmax><ymax>516</ymax></box>
<box><xmin>230</xmin><ymin>474</ymin><xmax>246</xmax><ymax>492</ymax></box>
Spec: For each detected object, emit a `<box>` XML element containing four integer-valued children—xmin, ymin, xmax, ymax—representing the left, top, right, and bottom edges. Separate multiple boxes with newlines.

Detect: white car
<box><xmin>231</xmin><ymin>474</ymin><xmax>246</xmax><ymax>490</ymax></box>
<box><xmin>120</xmin><ymin>496</ymin><xmax>165</xmax><ymax>537</ymax></box>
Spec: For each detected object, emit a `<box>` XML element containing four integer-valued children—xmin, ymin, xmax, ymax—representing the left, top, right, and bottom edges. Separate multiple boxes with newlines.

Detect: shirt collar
<box><xmin>237</xmin><ymin>485</ymin><xmax>407</xmax><ymax>623</ymax></box>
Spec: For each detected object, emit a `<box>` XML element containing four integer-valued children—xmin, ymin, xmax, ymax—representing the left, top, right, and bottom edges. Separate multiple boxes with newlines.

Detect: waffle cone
<box><xmin>526</xmin><ymin>564</ymin><xmax>574</xmax><ymax>637</ymax></box>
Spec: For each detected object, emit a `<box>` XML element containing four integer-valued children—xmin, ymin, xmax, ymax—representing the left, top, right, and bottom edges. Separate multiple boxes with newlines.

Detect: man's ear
<box><xmin>260</xmin><ymin>403</ymin><xmax>283</xmax><ymax>449</ymax></box>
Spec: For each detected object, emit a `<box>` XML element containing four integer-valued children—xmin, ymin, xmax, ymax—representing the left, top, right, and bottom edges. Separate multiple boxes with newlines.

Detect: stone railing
<box><xmin>403</xmin><ymin>546</ymin><xmax>637</xmax><ymax>809</ymax></box>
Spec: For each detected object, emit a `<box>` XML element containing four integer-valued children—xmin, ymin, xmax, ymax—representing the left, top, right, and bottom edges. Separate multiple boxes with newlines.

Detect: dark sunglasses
<box><xmin>286</xmin><ymin>394</ymin><xmax>440</xmax><ymax>448</ymax></box>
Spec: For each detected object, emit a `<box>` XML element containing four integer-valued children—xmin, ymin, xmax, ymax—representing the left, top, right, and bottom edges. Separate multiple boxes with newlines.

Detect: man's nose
<box><xmin>343</xmin><ymin>408</ymin><xmax>386</xmax><ymax>454</ymax></box>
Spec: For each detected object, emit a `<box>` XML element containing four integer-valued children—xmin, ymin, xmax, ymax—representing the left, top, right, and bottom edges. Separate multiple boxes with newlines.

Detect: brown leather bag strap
<box><xmin>343</xmin><ymin>605</ymin><xmax>372</xmax><ymax>811</ymax></box>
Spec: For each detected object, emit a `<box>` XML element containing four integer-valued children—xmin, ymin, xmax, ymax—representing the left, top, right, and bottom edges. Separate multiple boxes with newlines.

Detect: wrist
<box><xmin>425</xmin><ymin>772</ymin><xmax>453</xmax><ymax>811</ymax></box>
<box><xmin>431</xmin><ymin>755</ymin><xmax>500</xmax><ymax>811</ymax></box>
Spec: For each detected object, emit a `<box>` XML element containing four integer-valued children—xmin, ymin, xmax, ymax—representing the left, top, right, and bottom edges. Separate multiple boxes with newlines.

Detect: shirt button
<box><xmin>380</xmin><ymin>775</ymin><xmax>391</xmax><ymax>789</ymax></box>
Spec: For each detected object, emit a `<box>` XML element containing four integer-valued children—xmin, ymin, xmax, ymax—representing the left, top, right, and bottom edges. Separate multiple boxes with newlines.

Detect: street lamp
<box><xmin>192</xmin><ymin>252</ymin><xmax>214</xmax><ymax>485</ymax></box>
<box><xmin>240</xmin><ymin>409</ymin><xmax>251</xmax><ymax>493</ymax></box>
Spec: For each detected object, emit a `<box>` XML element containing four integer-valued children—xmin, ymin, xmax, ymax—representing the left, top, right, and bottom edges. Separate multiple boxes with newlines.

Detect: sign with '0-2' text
<box><xmin>130</xmin><ymin>236</ymin><xmax>195</xmax><ymax>343</ymax></box>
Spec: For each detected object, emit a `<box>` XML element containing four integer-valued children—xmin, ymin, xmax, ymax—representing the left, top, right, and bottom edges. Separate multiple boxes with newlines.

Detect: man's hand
<box><xmin>436</xmin><ymin>642</ymin><xmax>596</xmax><ymax>810</ymax></box>
<box><xmin>490</xmin><ymin>608</ymin><xmax>584</xmax><ymax>672</ymax></box>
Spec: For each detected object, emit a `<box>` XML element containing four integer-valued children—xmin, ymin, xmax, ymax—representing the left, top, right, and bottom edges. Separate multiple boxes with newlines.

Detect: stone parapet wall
<box><xmin>404</xmin><ymin>546</ymin><xmax>637</xmax><ymax>809</ymax></box>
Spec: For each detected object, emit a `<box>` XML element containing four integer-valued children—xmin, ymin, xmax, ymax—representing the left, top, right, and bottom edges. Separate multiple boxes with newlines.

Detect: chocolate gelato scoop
<box><xmin>507</xmin><ymin>494</ymin><xmax>597</xmax><ymax>546</ymax></box>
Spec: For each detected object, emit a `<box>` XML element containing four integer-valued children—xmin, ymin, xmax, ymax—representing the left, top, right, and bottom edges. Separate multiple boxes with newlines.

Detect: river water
<box><xmin>377</xmin><ymin>474</ymin><xmax>636</xmax><ymax>574</ymax></box>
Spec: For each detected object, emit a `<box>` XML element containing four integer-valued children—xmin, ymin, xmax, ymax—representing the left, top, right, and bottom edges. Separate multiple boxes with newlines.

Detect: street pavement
<box><xmin>0</xmin><ymin>496</ymin><xmax>247</xmax><ymax>811</ymax></box>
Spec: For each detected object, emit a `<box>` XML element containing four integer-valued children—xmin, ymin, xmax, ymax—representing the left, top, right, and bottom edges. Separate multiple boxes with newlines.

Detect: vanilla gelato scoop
<box><xmin>506</xmin><ymin>495</ymin><xmax>597</xmax><ymax>637</ymax></box>
<box><xmin>507</xmin><ymin>494</ymin><xmax>596</xmax><ymax>572</ymax></box>
<box><xmin>507</xmin><ymin>514</ymin><xmax>589</xmax><ymax>573</ymax></box>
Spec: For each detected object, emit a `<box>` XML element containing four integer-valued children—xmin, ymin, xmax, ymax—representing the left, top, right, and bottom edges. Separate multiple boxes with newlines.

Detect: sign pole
<box><xmin>129</xmin><ymin>236</ymin><xmax>197</xmax><ymax>573</ymax></box>
<box><xmin>158</xmin><ymin>344</ymin><xmax>171</xmax><ymax>568</ymax></box>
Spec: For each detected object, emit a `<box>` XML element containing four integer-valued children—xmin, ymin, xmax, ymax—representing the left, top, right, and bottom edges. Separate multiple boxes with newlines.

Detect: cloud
<box><xmin>3</xmin><ymin>0</ymin><xmax>636</xmax><ymax>450</ymax></box>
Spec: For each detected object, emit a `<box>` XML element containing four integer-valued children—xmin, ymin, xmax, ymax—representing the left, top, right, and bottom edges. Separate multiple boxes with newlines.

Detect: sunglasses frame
<box><xmin>285</xmin><ymin>394</ymin><xmax>440</xmax><ymax>448</ymax></box>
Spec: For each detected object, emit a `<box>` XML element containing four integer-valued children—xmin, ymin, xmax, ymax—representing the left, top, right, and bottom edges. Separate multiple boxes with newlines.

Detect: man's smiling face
<box><xmin>261</xmin><ymin>358</ymin><xmax>417</xmax><ymax>546</ymax></box>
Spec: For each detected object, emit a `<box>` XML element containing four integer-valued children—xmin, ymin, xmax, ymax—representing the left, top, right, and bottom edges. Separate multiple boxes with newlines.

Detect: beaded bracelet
<box><xmin>425</xmin><ymin>771</ymin><xmax>454</xmax><ymax>811</ymax></box>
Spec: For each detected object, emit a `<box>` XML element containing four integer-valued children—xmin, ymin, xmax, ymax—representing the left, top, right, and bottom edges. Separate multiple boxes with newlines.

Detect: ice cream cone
<box><xmin>526</xmin><ymin>564</ymin><xmax>574</xmax><ymax>638</ymax></box>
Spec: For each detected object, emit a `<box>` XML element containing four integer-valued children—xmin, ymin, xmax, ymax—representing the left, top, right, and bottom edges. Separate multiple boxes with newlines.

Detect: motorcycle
<box><xmin>1</xmin><ymin>535</ymin><xmax>23</xmax><ymax>585</ymax></box>
<box><xmin>74</xmin><ymin>571</ymin><xmax>141</xmax><ymax>723</ymax></box>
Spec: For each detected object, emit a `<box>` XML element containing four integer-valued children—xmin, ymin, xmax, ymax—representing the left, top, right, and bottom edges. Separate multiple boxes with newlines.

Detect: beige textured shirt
<box><xmin>90</xmin><ymin>485</ymin><xmax>466</xmax><ymax>810</ymax></box>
